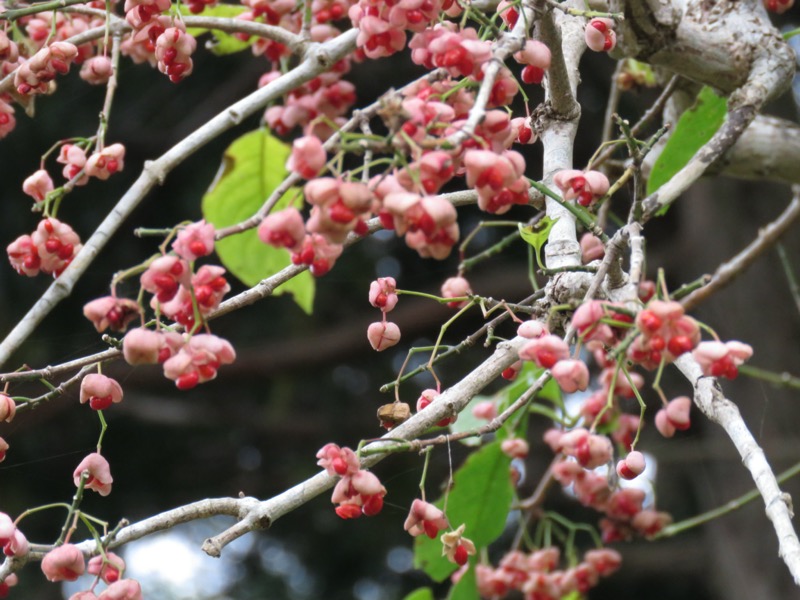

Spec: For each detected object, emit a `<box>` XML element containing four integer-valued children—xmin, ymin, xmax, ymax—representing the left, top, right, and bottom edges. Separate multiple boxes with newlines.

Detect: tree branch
<box><xmin>0</xmin><ymin>29</ymin><xmax>358</xmax><ymax>370</ymax></box>
<box><xmin>674</xmin><ymin>354</ymin><xmax>800</xmax><ymax>585</ymax></box>
<box><xmin>681</xmin><ymin>189</ymin><xmax>800</xmax><ymax>311</ymax></box>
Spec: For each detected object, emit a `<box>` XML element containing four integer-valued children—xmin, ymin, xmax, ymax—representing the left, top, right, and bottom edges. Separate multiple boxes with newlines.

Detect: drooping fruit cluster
<box><xmin>317</xmin><ymin>443</ymin><xmax>386</xmax><ymax>518</ymax></box>
<box><xmin>469</xmin><ymin>546</ymin><xmax>621</xmax><ymax>599</ymax></box>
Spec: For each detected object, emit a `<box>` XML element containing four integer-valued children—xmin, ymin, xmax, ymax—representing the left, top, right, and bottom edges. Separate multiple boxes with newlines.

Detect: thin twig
<box><xmin>681</xmin><ymin>191</ymin><xmax>800</xmax><ymax>311</ymax></box>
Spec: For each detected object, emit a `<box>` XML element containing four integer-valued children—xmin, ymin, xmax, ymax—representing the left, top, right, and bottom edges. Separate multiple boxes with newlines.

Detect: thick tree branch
<box><xmin>611</xmin><ymin>0</ymin><xmax>795</xmax><ymax>219</ymax></box>
<box><xmin>540</xmin><ymin>2</ymin><xmax>587</xmax><ymax>269</ymax></box>
<box><xmin>675</xmin><ymin>355</ymin><xmax>800</xmax><ymax>585</ymax></box>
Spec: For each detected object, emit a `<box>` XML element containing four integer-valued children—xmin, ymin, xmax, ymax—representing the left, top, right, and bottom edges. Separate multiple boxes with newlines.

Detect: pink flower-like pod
<box><xmin>417</xmin><ymin>388</ymin><xmax>455</xmax><ymax>427</ymax></box>
<box><xmin>305</xmin><ymin>179</ymin><xmax>373</xmax><ymax>244</ymax></box>
<box><xmin>396</xmin><ymin>151</ymin><xmax>456</xmax><ymax>195</ymax></box>
<box><xmin>386</xmin><ymin>0</ymin><xmax>442</xmax><ymax>32</ymax></box>
<box><xmin>172</xmin><ymin>220</ymin><xmax>215</xmax><ymax>261</ymax></box>
<box><xmin>665</xmin><ymin>395</ymin><xmax>692</xmax><ymax>430</ymax></box>
<box><xmin>692</xmin><ymin>340</ymin><xmax>753</xmax><ymax>379</ymax></box>
<box><xmin>404</xmin><ymin>499</ymin><xmax>449</xmax><ymax>538</ymax></box>
<box><xmin>514</xmin><ymin>39</ymin><xmax>551</xmax><ymax>84</ymax></box>
<box><xmin>514</xmin><ymin>39</ymin><xmax>552</xmax><ymax>68</ymax></box>
<box><xmin>511</xmin><ymin>116</ymin><xmax>536</xmax><ymax>145</ymax></box>
<box><xmin>632</xmin><ymin>509</ymin><xmax>672</xmax><ymax>537</ymax></box>
<box><xmin>0</xmin><ymin>513</ymin><xmax>15</xmax><ymax>547</ymax></box>
<box><xmin>584</xmin><ymin>548</ymin><xmax>622</xmax><ymax>577</ymax></box>
<box><xmin>429</xmin><ymin>27</ymin><xmax>492</xmax><ymax>78</ymax></box>
<box><xmin>0</xmin><ymin>393</ymin><xmax>16</xmax><ymax>423</ymax></box>
<box><xmin>85</xmin><ymin>143</ymin><xmax>125</xmax><ymax>180</ymax></box>
<box><xmin>0</xmin><ymin>438</ymin><xmax>8</xmax><ymax>462</ymax></box>
<box><xmin>580</xmin><ymin>233</ymin><xmax>605</xmax><ymax>263</ymax></box>
<box><xmin>56</xmin><ymin>143</ymin><xmax>89</xmax><ymax>184</ymax></box>
<box><xmin>464</xmin><ymin>150</ymin><xmax>525</xmax><ymax>192</ymax></box>
<box><xmin>472</xmin><ymin>400</ymin><xmax>497</xmax><ymax>420</ymax></box>
<box><xmin>97</xmin><ymin>579</ymin><xmax>143</xmax><ymax>600</ymax></box>
<box><xmin>31</xmin><ymin>217</ymin><xmax>82</xmax><ymax>275</ymax></box>
<box><xmin>162</xmin><ymin>334</ymin><xmax>236</xmax><ymax>390</ymax></box>
<box><xmin>616</xmin><ymin>450</ymin><xmax>646</xmax><ymax>480</ymax></box>
<box><xmin>22</xmin><ymin>169</ymin><xmax>54</xmax><ymax>202</ymax></box>
<box><xmin>140</xmin><ymin>255</ymin><xmax>191</xmax><ymax>303</ymax></box>
<box><xmin>655</xmin><ymin>408</ymin><xmax>675</xmax><ymax>438</ymax></box>
<box><xmin>367</xmin><ymin>321</ymin><xmax>401</xmax><ymax>351</ymax></box>
<box><xmin>290</xmin><ymin>233</ymin><xmax>344</xmax><ymax>277</ymax></box>
<box><xmin>15</xmin><ymin>41</ymin><xmax>79</xmax><ymax>95</ymax></box>
<box><xmin>191</xmin><ymin>264</ymin><xmax>230</xmax><ymax>312</ymax></box>
<box><xmin>287</xmin><ymin>135</ymin><xmax>326</xmax><ymax>179</ymax></box>
<box><xmin>316</xmin><ymin>443</ymin><xmax>360</xmax><ymax>477</ymax></box>
<box><xmin>87</xmin><ymin>552</ymin><xmax>126</xmax><ymax>584</ymax></box>
<box><xmin>369</xmin><ymin>277</ymin><xmax>399</xmax><ymax>312</ymax></box>
<box><xmin>551</xmin><ymin>359</ymin><xmax>590</xmax><ymax>393</ymax></box>
<box><xmin>331</xmin><ymin>469</ymin><xmax>387</xmax><ymax>517</ymax></box>
<box><xmin>605</xmin><ymin>487</ymin><xmax>645</xmax><ymax>521</ymax></box>
<box><xmin>4</xmin><ymin>529</ymin><xmax>29</xmax><ymax>558</ymax></box>
<box><xmin>501</xmin><ymin>438</ymin><xmax>529</xmax><ymax>459</ymax></box>
<box><xmin>441</xmin><ymin>276</ymin><xmax>471</xmax><ymax>308</ymax></box>
<box><xmin>584</xmin><ymin>18</ymin><xmax>616</xmax><ymax>52</ymax></box>
<box><xmin>41</xmin><ymin>544</ymin><xmax>86</xmax><ymax>582</ymax></box>
<box><xmin>122</xmin><ymin>327</ymin><xmax>184</xmax><ymax>365</ymax></box>
<box><xmin>0</xmin><ymin>99</ymin><xmax>16</xmax><ymax>140</ymax></box>
<box><xmin>74</xmin><ymin>452</ymin><xmax>113</xmax><ymax>496</ymax></box>
<box><xmin>155</xmin><ymin>26</ymin><xmax>196</xmax><ymax>82</ymax></box>
<box><xmin>7</xmin><ymin>234</ymin><xmax>41</xmax><ymax>277</ymax></box>
<box><xmin>354</xmin><ymin>15</ymin><xmax>406</xmax><ymax>59</ymax></box>
<box><xmin>80</xmin><ymin>55</ymin><xmax>113</xmax><ymax>85</ymax></box>
<box><xmin>80</xmin><ymin>374</ymin><xmax>123</xmax><ymax>411</ymax></box>
<box><xmin>258</xmin><ymin>207</ymin><xmax>306</xmax><ymax>253</ymax></box>
<box><xmin>571</xmin><ymin>300</ymin><xmax>615</xmax><ymax>346</ymax></box>
<box><xmin>83</xmin><ymin>296</ymin><xmax>141</xmax><ymax>333</ymax></box>
<box><xmin>559</xmin><ymin>428</ymin><xmax>612</xmax><ymax>469</ymax></box>
<box><xmin>553</xmin><ymin>169</ymin><xmax>610</xmax><ymax>207</ymax></box>
<box><xmin>517</xmin><ymin>319</ymin><xmax>548</xmax><ymax>339</ymax></box>
<box><xmin>518</xmin><ymin>334</ymin><xmax>570</xmax><ymax>369</ymax></box>
<box><xmin>763</xmin><ymin>0</ymin><xmax>794</xmax><ymax>12</ymax></box>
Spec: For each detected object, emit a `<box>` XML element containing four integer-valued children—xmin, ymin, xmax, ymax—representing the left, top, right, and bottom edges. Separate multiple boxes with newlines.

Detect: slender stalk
<box><xmin>656</xmin><ymin>461</ymin><xmax>800</xmax><ymax>539</ymax></box>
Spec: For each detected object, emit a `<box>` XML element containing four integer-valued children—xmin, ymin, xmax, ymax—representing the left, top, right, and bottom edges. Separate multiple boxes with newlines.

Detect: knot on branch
<box><xmin>778</xmin><ymin>492</ymin><xmax>795</xmax><ymax>519</ymax></box>
<box><xmin>201</xmin><ymin>538</ymin><xmax>223</xmax><ymax>558</ymax></box>
<box><xmin>540</xmin><ymin>97</ymin><xmax>580</xmax><ymax>123</ymax></box>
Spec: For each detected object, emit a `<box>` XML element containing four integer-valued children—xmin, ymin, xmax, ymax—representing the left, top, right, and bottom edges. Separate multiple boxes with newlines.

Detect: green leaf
<box><xmin>414</xmin><ymin>442</ymin><xmax>513</xmax><ymax>582</ymax></box>
<box><xmin>647</xmin><ymin>86</ymin><xmax>727</xmax><ymax>199</ymax></box>
<box><xmin>402</xmin><ymin>588</ymin><xmax>435</xmax><ymax>600</ymax></box>
<box><xmin>621</xmin><ymin>59</ymin><xmax>656</xmax><ymax>87</ymax></box>
<box><xmin>447</xmin><ymin>560</ymin><xmax>478</xmax><ymax>600</ymax></box>
<box><xmin>202</xmin><ymin>128</ymin><xmax>315</xmax><ymax>314</ymax></box>
<box><xmin>181</xmin><ymin>4</ymin><xmax>254</xmax><ymax>55</ymax></box>
<box><xmin>518</xmin><ymin>217</ymin><xmax>558</xmax><ymax>269</ymax></box>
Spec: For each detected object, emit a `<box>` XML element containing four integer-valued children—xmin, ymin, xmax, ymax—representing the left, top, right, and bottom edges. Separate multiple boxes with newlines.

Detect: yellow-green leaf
<box><xmin>647</xmin><ymin>87</ymin><xmax>727</xmax><ymax>201</ymax></box>
<box><xmin>202</xmin><ymin>128</ymin><xmax>314</xmax><ymax>314</ymax></box>
<box><xmin>182</xmin><ymin>4</ymin><xmax>254</xmax><ymax>55</ymax></box>
<box><xmin>518</xmin><ymin>217</ymin><xmax>558</xmax><ymax>269</ymax></box>
<box><xmin>402</xmin><ymin>588</ymin><xmax>435</xmax><ymax>600</ymax></box>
